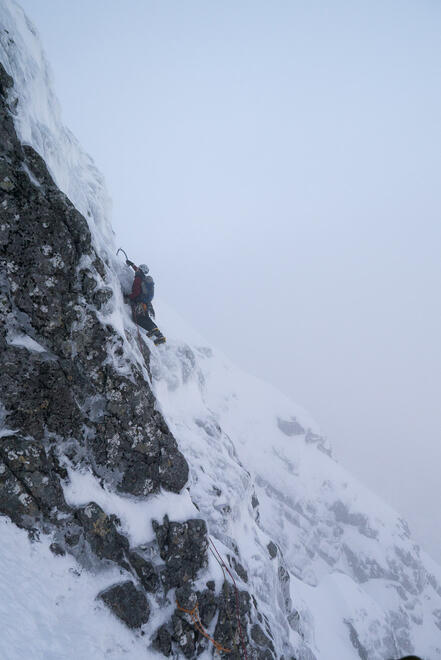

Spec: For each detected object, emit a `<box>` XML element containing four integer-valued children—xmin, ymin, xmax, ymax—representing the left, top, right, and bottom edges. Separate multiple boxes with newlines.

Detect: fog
<box><xmin>19</xmin><ymin>0</ymin><xmax>441</xmax><ymax>561</ymax></box>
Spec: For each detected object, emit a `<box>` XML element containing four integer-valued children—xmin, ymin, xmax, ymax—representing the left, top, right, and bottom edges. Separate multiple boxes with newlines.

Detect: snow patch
<box><xmin>0</xmin><ymin>518</ymin><xmax>153</xmax><ymax>660</ymax></box>
<box><xmin>63</xmin><ymin>468</ymin><xmax>197</xmax><ymax>546</ymax></box>
<box><xmin>8</xmin><ymin>332</ymin><xmax>46</xmax><ymax>352</ymax></box>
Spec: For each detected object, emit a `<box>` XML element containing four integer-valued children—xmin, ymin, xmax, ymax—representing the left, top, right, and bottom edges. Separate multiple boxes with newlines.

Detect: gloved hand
<box><xmin>123</xmin><ymin>294</ymin><xmax>131</xmax><ymax>303</ymax></box>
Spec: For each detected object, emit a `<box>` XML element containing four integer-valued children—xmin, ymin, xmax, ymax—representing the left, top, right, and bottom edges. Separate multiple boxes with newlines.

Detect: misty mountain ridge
<box><xmin>1</xmin><ymin>1</ymin><xmax>441</xmax><ymax>658</ymax></box>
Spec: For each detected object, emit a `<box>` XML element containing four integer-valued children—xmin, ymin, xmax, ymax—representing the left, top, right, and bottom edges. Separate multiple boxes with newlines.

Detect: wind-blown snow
<box><xmin>1</xmin><ymin>1</ymin><xmax>441</xmax><ymax>658</ymax></box>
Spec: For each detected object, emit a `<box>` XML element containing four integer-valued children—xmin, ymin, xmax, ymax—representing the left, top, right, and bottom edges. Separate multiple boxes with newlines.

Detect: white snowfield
<box><xmin>1</xmin><ymin>1</ymin><xmax>441</xmax><ymax>658</ymax></box>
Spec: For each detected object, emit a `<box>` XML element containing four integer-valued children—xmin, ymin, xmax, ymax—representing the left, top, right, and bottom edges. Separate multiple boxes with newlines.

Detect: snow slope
<box><xmin>149</xmin><ymin>304</ymin><xmax>441</xmax><ymax>659</ymax></box>
<box><xmin>0</xmin><ymin>518</ymin><xmax>153</xmax><ymax>660</ymax></box>
<box><xmin>1</xmin><ymin>1</ymin><xmax>441</xmax><ymax>658</ymax></box>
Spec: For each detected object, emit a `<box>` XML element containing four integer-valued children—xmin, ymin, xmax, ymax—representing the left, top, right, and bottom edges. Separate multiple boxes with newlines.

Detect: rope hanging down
<box><xmin>209</xmin><ymin>538</ymin><xmax>249</xmax><ymax>660</ymax></box>
<box><xmin>176</xmin><ymin>599</ymin><xmax>231</xmax><ymax>654</ymax></box>
<box><xmin>133</xmin><ymin>307</ymin><xmax>144</xmax><ymax>354</ymax></box>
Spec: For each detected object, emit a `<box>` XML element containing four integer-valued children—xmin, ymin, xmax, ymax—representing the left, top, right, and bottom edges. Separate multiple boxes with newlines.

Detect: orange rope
<box><xmin>176</xmin><ymin>599</ymin><xmax>231</xmax><ymax>654</ymax></box>
<box><xmin>208</xmin><ymin>539</ymin><xmax>248</xmax><ymax>660</ymax></box>
<box><xmin>208</xmin><ymin>547</ymin><xmax>240</xmax><ymax>656</ymax></box>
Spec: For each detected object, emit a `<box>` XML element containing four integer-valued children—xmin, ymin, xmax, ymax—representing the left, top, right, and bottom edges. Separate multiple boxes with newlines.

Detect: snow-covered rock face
<box><xmin>0</xmin><ymin>0</ymin><xmax>112</xmax><ymax>252</ymax></box>
<box><xmin>1</xmin><ymin>2</ymin><xmax>441</xmax><ymax>659</ymax></box>
<box><xmin>0</xmin><ymin>3</ymin><xmax>278</xmax><ymax>659</ymax></box>
<box><xmin>149</xmin><ymin>322</ymin><xmax>441</xmax><ymax>659</ymax></box>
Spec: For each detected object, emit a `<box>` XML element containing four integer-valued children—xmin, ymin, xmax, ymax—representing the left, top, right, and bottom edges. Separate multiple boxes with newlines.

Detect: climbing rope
<box><xmin>132</xmin><ymin>307</ymin><xmax>145</xmax><ymax>354</ymax></box>
<box><xmin>209</xmin><ymin>546</ymin><xmax>241</xmax><ymax>657</ymax></box>
<box><xmin>176</xmin><ymin>599</ymin><xmax>231</xmax><ymax>654</ymax></box>
<box><xmin>209</xmin><ymin>538</ymin><xmax>249</xmax><ymax>660</ymax></box>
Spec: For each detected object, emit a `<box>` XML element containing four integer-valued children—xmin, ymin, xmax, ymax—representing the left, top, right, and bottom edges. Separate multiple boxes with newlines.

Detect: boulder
<box><xmin>98</xmin><ymin>581</ymin><xmax>150</xmax><ymax>629</ymax></box>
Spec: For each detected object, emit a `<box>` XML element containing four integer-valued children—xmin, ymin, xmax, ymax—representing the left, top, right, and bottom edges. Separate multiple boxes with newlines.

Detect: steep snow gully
<box><xmin>1</xmin><ymin>2</ymin><xmax>441</xmax><ymax>659</ymax></box>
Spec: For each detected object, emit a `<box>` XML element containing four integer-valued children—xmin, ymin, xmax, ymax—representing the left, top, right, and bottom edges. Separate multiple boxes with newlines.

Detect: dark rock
<box><xmin>92</xmin><ymin>287</ymin><xmax>113</xmax><ymax>309</ymax></box>
<box><xmin>0</xmin><ymin>63</ymin><xmax>13</xmax><ymax>95</ymax></box>
<box><xmin>230</xmin><ymin>556</ymin><xmax>248</xmax><ymax>583</ymax></box>
<box><xmin>267</xmin><ymin>541</ymin><xmax>278</xmax><ymax>559</ymax></box>
<box><xmin>172</xmin><ymin>612</ymin><xmax>196</xmax><ymax>658</ymax></box>
<box><xmin>251</xmin><ymin>623</ymin><xmax>274</xmax><ymax>651</ymax></box>
<box><xmin>154</xmin><ymin>516</ymin><xmax>208</xmax><ymax>590</ymax></box>
<box><xmin>49</xmin><ymin>542</ymin><xmax>65</xmax><ymax>556</ymax></box>
<box><xmin>175</xmin><ymin>584</ymin><xmax>197</xmax><ymax>611</ymax></box>
<box><xmin>153</xmin><ymin>625</ymin><xmax>172</xmax><ymax>656</ymax></box>
<box><xmin>158</xmin><ymin>434</ymin><xmax>189</xmax><ymax>493</ymax></box>
<box><xmin>198</xmin><ymin>588</ymin><xmax>217</xmax><ymax>627</ymax></box>
<box><xmin>64</xmin><ymin>529</ymin><xmax>81</xmax><ymax>547</ymax></box>
<box><xmin>75</xmin><ymin>502</ymin><xmax>129</xmax><ymax>566</ymax></box>
<box><xmin>0</xmin><ymin>58</ymin><xmax>192</xmax><ymax>608</ymax></box>
<box><xmin>0</xmin><ymin>459</ymin><xmax>40</xmax><ymax>528</ymax></box>
<box><xmin>129</xmin><ymin>551</ymin><xmax>158</xmax><ymax>593</ymax></box>
<box><xmin>172</xmin><ymin>585</ymin><xmax>219</xmax><ymax>657</ymax></box>
<box><xmin>214</xmin><ymin>581</ymin><xmax>251</xmax><ymax>657</ymax></box>
<box><xmin>98</xmin><ymin>581</ymin><xmax>150</xmax><ymax>629</ymax></box>
<box><xmin>255</xmin><ymin>650</ymin><xmax>274</xmax><ymax>660</ymax></box>
<box><xmin>0</xmin><ymin>43</ymin><xmax>279</xmax><ymax>660</ymax></box>
<box><xmin>0</xmin><ymin>435</ymin><xmax>65</xmax><ymax>516</ymax></box>
<box><xmin>206</xmin><ymin>580</ymin><xmax>215</xmax><ymax>592</ymax></box>
<box><xmin>277</xmin><ymin>417</ymin><xmax>305</xmax><ymax>437</ymax></box>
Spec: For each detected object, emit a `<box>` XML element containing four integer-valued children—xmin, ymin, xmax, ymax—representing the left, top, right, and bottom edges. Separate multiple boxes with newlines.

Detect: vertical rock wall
<box><xmin>0</xmin><ymin>63</ymin><xmax>281</xmax><ymax>659</ymax></box>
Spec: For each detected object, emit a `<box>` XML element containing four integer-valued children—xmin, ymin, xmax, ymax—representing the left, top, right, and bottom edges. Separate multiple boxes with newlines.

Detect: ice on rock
<box><xmin>1</xmin><ymin>0</ymin><xmax>441</xmax><ymax>658</ymax></box>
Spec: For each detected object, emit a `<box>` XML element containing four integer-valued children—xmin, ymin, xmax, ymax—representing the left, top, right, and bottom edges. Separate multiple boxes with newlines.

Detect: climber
<box><xmin>126</xmin><ymin>260</ymin><xmax>166</xmax><ymax>346</ymax></box>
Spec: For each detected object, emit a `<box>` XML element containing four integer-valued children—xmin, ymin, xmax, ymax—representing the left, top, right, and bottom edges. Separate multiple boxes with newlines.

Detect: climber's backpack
<box><xmin>138</xmin><ymin>270</ymin><xmax>154</xmax><ymax>304</ymax></box>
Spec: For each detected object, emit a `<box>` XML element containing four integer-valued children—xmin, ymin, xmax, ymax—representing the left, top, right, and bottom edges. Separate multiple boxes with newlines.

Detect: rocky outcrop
<box><xmin>153</xmin><ymin>515</ymin><xmax>209</xmax><ymax>590</ymax></box>
<box><xmin>0</xmin><ymin>57</ymin><xmax>188</xmax><ymax>520</ymax></box>
<box><xmin>98</xmin><ymin>581</ymin><xmax>150</xmax><ymax>629</ymax></box>
<box><xmin>0</xmin><ymin>61</ymin><xmax>277</xmax><ymax>658</ymax></box>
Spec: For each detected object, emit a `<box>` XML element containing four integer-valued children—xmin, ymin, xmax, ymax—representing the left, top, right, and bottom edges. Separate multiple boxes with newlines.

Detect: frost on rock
<box><xmin>1</xmin><ymin>1</ymin><xmax>441</xmax><ymax>659</ymax></box>
<box><xmin>0</xmin><ymin>7</ymin><xmax>270</xmax><ymax>658</ymax></box>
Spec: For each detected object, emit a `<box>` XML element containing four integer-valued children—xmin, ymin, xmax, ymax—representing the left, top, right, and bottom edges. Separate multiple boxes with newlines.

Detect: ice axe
<box><xmin>117</xmin><ymin>247</ymin><xmax>136</xmax><ymax>269</ymax></box>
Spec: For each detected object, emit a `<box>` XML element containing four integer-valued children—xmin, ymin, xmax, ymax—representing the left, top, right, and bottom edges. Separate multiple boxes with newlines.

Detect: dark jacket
<box><xmin>129</xmin><ymin>270</ymin><xmax>154</xmax><ymax>304</ymax></box>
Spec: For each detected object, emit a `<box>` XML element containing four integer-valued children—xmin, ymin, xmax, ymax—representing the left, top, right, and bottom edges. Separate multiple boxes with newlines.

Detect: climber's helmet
<box><xmin>139</xmin><ymin>264</ymin><xmax>149</xmax><ymax>275</ymax></box>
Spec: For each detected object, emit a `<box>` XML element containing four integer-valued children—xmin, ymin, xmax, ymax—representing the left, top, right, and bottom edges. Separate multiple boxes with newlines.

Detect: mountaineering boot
<box><xmin>147</xmin><ymin>326</ymin><xmax>166</xmax><ymax>345</ymax></box>
<box><xmin>152</xmin><ymin>327</ymin><xmax>166</xmax><ymax>345</ymax></box>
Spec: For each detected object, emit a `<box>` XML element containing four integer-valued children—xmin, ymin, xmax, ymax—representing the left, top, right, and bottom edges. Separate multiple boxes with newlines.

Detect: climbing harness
<box><xmin>209</xmin><ymin>538</ymin><xmax>249</xmax><ymax>660</ymax></box>
<box><xmin>176</xmin><ymin>599</ymin><xmax>231</xmax><ymax>654</ymax></box>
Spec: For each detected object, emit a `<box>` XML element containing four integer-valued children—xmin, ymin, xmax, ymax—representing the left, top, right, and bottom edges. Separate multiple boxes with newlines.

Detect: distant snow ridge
<box><xmin>1</xmin><ymin>1</ymin><xmax>441</xmax><ymax>659</ymax></box>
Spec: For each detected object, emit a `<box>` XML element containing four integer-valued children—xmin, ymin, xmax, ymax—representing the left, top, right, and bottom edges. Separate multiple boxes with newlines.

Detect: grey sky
<box><xmin>19</xmin><ymin>0</ymin><xmax>441</xmax><ymax>561</ymax></box>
